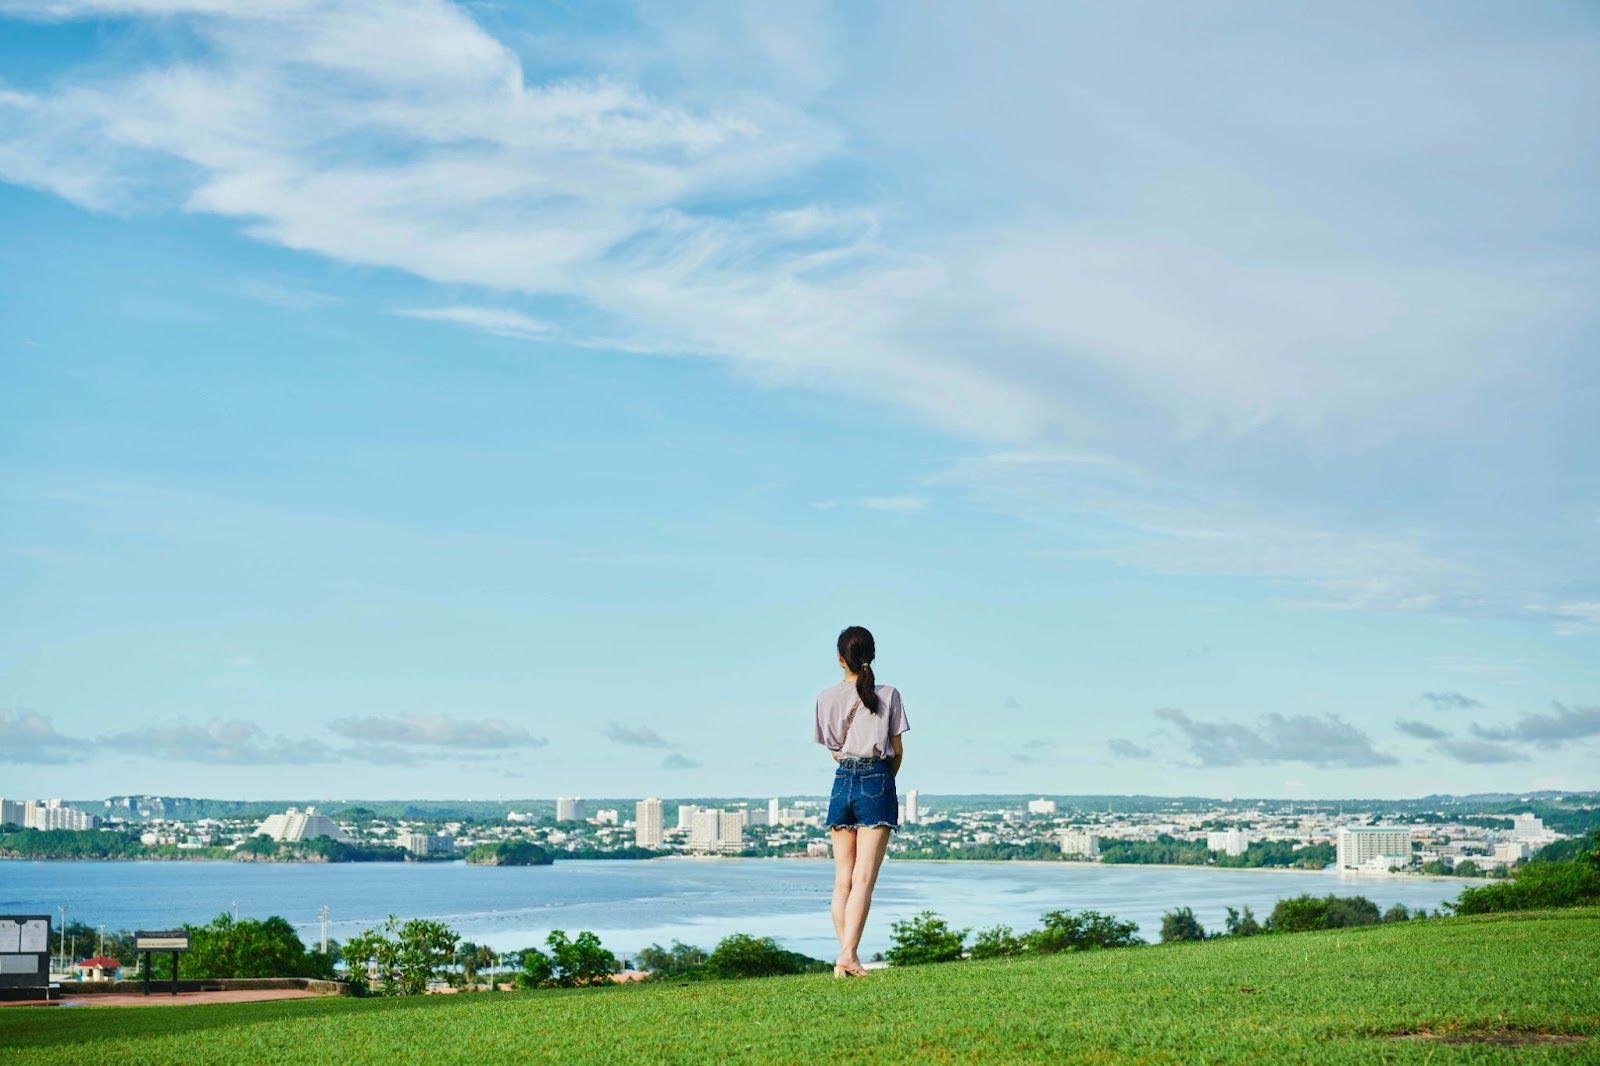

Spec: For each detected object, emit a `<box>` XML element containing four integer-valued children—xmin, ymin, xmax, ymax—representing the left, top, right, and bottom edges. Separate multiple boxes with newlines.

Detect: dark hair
<box><xmin>837</xmin><ymin>626</ymin><xmax>881</xmax><ymax>714</ymax></box>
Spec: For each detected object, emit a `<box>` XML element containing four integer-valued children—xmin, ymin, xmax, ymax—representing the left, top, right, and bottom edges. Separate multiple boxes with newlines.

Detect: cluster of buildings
<box><xmin>0</xmin><ymin>798</ymin><xmax>100</xmax><ymax>831</ymax></box>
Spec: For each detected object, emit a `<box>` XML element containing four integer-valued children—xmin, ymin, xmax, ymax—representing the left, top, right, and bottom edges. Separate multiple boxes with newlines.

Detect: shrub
<box><xmin>1159</xmin><ymin>907</ymin><xmax>1206</xmax><ymax>943</ymax></box>
<box><xmin>342</xmin><ymin>916</ymin><xmax>459</xmax><ymax>996</ymax></box>
<box><xmin>178</xmin><ymin>913</ymin><xmax>335</xmax><ymax>981</ymax></box>
<box><xmin>544</xmin><ymin>930</ymin><xmax>615</xmax><ymax>987</ymax></box>
<box><xmin>886</xmin><ymin>911</ymin><xmax>967</xmax><ymax>966</ymax></box>
<box><xmin>969</xmin><ymin>925</ymin><xmax>1027</xmax><ymax>960</ymax></box>
<box><xmin>1224</xmin><ymin>906</ymin><xmax>1261</xmax><ymax>937</ymax></box>
<box><xmin>1382</xmin><ymin>904</ymin><xmax>1411</xmax><ymax>923</ymax></box>
<box><xmin>1268</xmin><ymin>895</ymin><xmax>1329</xmax><ymax>933</ymax></box>
<box><xmin>704</xmin><ymin>934</ymin><xmax>825</xmax><ymax>979</ymax></box>
<box><xmin>635</xmin><ymin>940</ymin><xmax>707</xmax><ymax>980</ymax></box>
<box><xmin>1322</xmin><ymin>896</ymin><xmax>1381</xmax><ymax>929</ymax></box>
<box><xmin>1028</xmin><ymin>910</ymin><xmax>1143</xmax><ymax>954</ymax></box>
<box><xmin>1452</xmin><ymin>860</ymin><xmax>1600</xmax><ymax>915</ymax></box>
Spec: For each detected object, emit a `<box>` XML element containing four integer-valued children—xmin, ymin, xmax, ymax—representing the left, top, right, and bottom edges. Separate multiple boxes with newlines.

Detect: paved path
<box><xmin>5</xmin><ymin>989</ymin><xmax>329</xmax><ymax>1008</ymax></box>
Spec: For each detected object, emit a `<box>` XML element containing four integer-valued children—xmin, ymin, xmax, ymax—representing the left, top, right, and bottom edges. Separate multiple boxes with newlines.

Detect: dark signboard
<box><xmin>0</xmin><ymin>914</ymin><xmax>52</xmax><ymax>999</ymax></box>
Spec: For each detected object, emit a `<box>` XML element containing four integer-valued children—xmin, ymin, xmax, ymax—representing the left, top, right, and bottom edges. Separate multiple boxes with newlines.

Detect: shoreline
<box><xmin>2</xmin><ymin>852</ymin><xmax>1486</xmax><ymax>882</ymax></box>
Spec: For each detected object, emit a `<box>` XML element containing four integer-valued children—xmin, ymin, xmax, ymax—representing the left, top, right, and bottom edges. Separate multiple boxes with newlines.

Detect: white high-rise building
<box><xmin>555</xmin><ymin>797</ymin><xmax>585</xmax><ymax>822</ymax></box>
<box><xmin>1510</xmin><ymin>813</ymin><xmax>1558</xmax><ymax>846</ymax></box>
<box><xmin>904</xmin><ymin>789</ymin><xmax>920</xmax><ymax>826</ymax></box>
<box><xmin>1060</xmin><ymin>831</ymin><xmax>1100</xmax><ymax>859</ymax></box>
<box><xmin>1206</xmin><ymin>828</ymin><xmax>1251</xmax><ymax>857</ymax></box>
<box><xmin>689</xmin><ymin>808</ymin><xmax>745</xmax><ymax>854</ymax></box>
<box><xmin>399</xmin><ymin>832</ymin><xmax>453</xmax><ymax>857</ymax></box>
<box><xmin>677</xmin><ymin>804</ymin><xmax>702</xmax><ymax>830</ymax></box>
<box><xmin>23</xmin><ymin>799</ymin><xmax>98</xmax><ymax>831</ymax></box>
<box><xmin>595</xmin><ymin>809</ymin><xmax>619</xmax><ymax>825</ymax></box>
<box><xmin>635</xmin><ymin>798</ymin><xmax>664</xmax><ymax>848</ymax></box>
<box><xmin>1336</xmin><ymin>827</ymin><xmax>1412</xmax><ymax>870</ymax></box>
<box><xmin>253</xmin><ymin>807</ymin><xmax>352</xmax><ymax>844</ymax></box>
<box><xmin>1027</xmin><ymin>798</ymin><xmax>1057</xmax><ymax>816</ymax></box>
<box><xmin>1</xmin><ymin>799</ymin><xmax>29</xmax><ymax>828</ymax></box>
<box><xmin>768</xmin><ymin>797</ymin><xmax>781</xmax><ymax>825</ymax></box>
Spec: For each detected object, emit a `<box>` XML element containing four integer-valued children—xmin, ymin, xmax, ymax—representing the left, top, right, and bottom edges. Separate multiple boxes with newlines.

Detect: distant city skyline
<box><xmin>1</xmin><ymin>2</ymin><xmax>1596</xmax><ymax>799</ymax></box>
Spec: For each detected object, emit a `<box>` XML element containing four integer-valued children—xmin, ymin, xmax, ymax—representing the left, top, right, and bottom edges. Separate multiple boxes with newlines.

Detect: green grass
<box><xmin>4</xmin><ymin>909</ymin><xmax>1597</xmax><ymax>1064</ymax></box>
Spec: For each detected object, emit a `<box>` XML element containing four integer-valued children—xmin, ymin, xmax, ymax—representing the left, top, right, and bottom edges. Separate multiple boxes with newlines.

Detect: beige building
<box><xmin>634</xmin><ymin>798</ymin><xmax>664</xmax><ymax>848</ymax></box>
<box><xmin>253</xmin><ymin>807</ymin><xmax>351</xmax><ymax>844</ymax></box>
<box><xmin>1336</xmin><ymin>827</ymin><xmax>1411</xmax><ymax>870</ymax></box>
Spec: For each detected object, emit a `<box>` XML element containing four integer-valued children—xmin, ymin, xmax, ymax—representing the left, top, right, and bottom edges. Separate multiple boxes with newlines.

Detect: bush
<box><xmin>1028</xmin><ymin>910</ymin><xmax>1143</xmax><ymax>954</ymax></box>
<box><xmin>886</xmin><ymin>911</ymin><xmax>967</xmax><ymax>966</ymax></box>
<box><xmin>178</xmin><ymin>913</ymin><xmax>335</xmax><ymax>980</ymax></box>
<box><xmin>515</xmin><ymin>948</ymin><xmax>552</xmax><ymax>990</ymax></box>
<box><xmin>544</xmin><ymin>930</ymin><xmax>615</xmax><ymax>987</ymax></box>
<box><xmin>1267</xmin><ymin>894</ymin><xmax>1381</xmax><ymax>933</ymax></box>
<box><xmin>635</xmin><ymin>940</ymin><xmax>707</xmax><ymax>980</ymax></box>
<box><xmin>1224</xmin><ymin>906</ymin><xmax>1261</xmax><ymax>937</ymax></box>
<box><xmin>1322</xmin><ymin>896</ymin><xmax>1381</xmax><ymax>929</ymax></box>
<box><xmin>1452</xmin><ymin>860</ymin><xmax>1600</xmax><ymax>915</ymax></box>
<box><xmin>342</xmin><ymin>916</ymin><xmax>459</xmax><ymax>996</ymax></box>
<box><xmin>1159</xmin><ymin>907</ymin><xmax>1206</xmax><ymax>943</ymax></box>
<box><xmin>1382</xmin><ymin>904</ymin><xmax>1411</xmax><ymax>923</ymax></box>
<box><xmin>969</xmin><ymin>925</ymin><xmax>1027</xmax><ymax>960</ymax></box>
<box><xmin>704</xmin><ymin>934</ymin><xmax>825</xmax><ymax>979</ymax></box>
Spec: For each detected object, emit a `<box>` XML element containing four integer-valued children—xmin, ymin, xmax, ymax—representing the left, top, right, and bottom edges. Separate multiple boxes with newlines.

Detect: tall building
<box><xmin>689</xmin><ymin>808</ymin><xmax>745</xmax><ymax>854</ymax></box>
<box><xmin>1060</xmin><ymin>831</ymin><xmax>1100</xmax><ymax>859</ymax></box>
<box><xmin>677</xmin><ymin>804</ymin><xmax>702</xmax><ymax>830</ymax></box>
<box><xmin>1206</xmin><ymin>828</ymin><xmax>1251</xmax><ymax>857</ymax></box>
<box><xmin>904</xmin><ymin>789</ymin><xmax>920</xmax><ymax>826</ymax></box>
<box><xmin>253</xmin><ymin>806</ymin><xmax>352</xmax><ymax>844</ymax></box>
<box><xmin>1027</xmin><ymin>798</ymin><xmax>1057</xmax><ymax>816</ymax></box>
<box><xmin>22</xmin><ymin>799</ymin><xmax>98</xmax><ymax>831</ymax></box>
<box><xmin>399</xmin><ymin>832</ymin><xmax>453</xmax><ymax>857</ymax></box>
<box><xmin>555</xmin><ymin>797</ymin><xmax>586</xmax><ymax>822</ymax></box>
<box><xmin>768</xmin><ymin>797</ymin><xmax>781</xmax><ymax>825</ymax></box>
<box><xmin>1510</xmin><ymin>813</ymin><xmax>1557</xmax><ymax>846</ymax></box>
<box><xmin>635</xmin><ymin>798</ymin><xmax>664</xmax><ymax>848</ymax></box>
<box><xmin>0</xmin><ymin>799</ymin><xmax>27</xmax><ymax>828</ymax></box>
<box><xmin>1336</xmin><ymin>827</ymin><xmax>1411</xmax><ymax>870</ymax></box>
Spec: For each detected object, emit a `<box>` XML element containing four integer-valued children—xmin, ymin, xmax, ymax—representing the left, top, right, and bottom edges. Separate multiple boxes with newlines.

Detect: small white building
<box><xmin>399</xmin><ymin>832</ymin><xmax>454</xmax><ymax>857</ymax></box>
<box><xmin>555</xmin><ymin>797</ymin><xmax>586</xmax><ymax>822</ymax></box>
<box><xmin>1027</xmin><ymin>798</ymin><xmax>1057</xmax><ymax>816</ymax></box>
<box><xmin>904</xmin><ymin>789</ymin><xmax>920</xmax><ymax>825</ymax></box>
<box><xmin>689</xmin><ymin>808</ymin><xmax>745</xmax><ymax>854</ymax></box>
<box><xmin>1206</xmin><ymin>828</ymin><xmax>1251</xmax><ymax>857</ymax></box>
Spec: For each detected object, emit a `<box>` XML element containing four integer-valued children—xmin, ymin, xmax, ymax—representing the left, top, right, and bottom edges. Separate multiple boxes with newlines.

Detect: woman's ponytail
<box><xmin>838</xmin><ymin>625</ymin><xmax>882</xmax><ymax>714</ymax></box>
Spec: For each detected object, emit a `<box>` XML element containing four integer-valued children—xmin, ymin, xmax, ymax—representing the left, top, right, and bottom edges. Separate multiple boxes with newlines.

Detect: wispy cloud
<box><xmin>102</xmin><ymin>719</ymin><xmax>330</xmax><ymax>765</ymax></box>
<box><xmin>395</xmin><ymin>306</ymin><xmax>553</xmax><ymax>340</ymax></box>
<box><xmin>328</xmin><ymin>714</ymin><xmax>546</xmax><ymax>750</ymax></box>
<box><xmin>661</xmin><ymin>752</ymin><xmax>701</xmax><ymax>770</ymax></box>
<box><xmin>1107</xmin><ymin>738</ymin><xmax>1152</xmax><ymax>760</ymax></box>
<box><xmin>862</xmin><ymin>495</ymin><xmax>930</xmax><ymax>513</ymax></box>
<box><xmin>1432</xmin><ymin>738</ymin><xmax>1528</xmax><ymax>765</ymax></box>
<box><xmin>0</xmin><ymin>709</ymin><xmax>86</xmax><ymax>764</ymax></box>
<box><xmin>1154</xmin><ymin>707</ymin><xmax>1397</xmax><ymax>769</ymax></box>
<box><xmin>1471</xmin><ymin>702</ymin><xmax>1600</xmax><ymax>748</ymax></box>
<box><xmin>605</xmin><ymin>722</ymin><xmax>671</xmax><ymax>749</ymax></box>
<box><xmin>1417</xmin><ymin>691</ymin><xmax>1484</xmax><ymax>712</ymax></box>
<box><xmin>1395</xmin><ymin>719</ymin><xmax>1450</xmax><ymax>741</ymax></box>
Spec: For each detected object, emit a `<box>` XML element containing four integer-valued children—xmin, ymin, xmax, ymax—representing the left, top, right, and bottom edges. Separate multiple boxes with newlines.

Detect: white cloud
<box><xmin>862</xmin><ymin>495</ymin><xmax>930</xmax><ymax>513</ymax></box>
<box><xmin>396</xmin><ymin>306</ymin><xmax>552</xmax><ymax>339</ymax></box>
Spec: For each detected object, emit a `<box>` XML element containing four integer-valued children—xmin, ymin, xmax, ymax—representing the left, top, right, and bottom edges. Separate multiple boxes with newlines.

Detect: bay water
<box><xmin>0</xmin><ymin>858</ymin><xmax>1475</xmax><ymax>963</ymax></box>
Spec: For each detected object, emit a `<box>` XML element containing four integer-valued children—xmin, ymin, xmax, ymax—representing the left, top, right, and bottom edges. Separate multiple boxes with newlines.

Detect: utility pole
<box><xmin>232</xmin><ymin>899</ymin><xmax>240</xmax><ymax>921</ymax></box>
<box><xmin>57</xmin><ymin>905</ymin><xmax>67</xmax><ymax>976</ymax></box>
<box><xmin>99</xmin><ymin>924</ymin><xmax>106</xmax><ymax>958</ymax></box>
<box><xmin>318</xmin><ymin>906</ymin><xmax>330</xmax><ymax>953</ymax></box>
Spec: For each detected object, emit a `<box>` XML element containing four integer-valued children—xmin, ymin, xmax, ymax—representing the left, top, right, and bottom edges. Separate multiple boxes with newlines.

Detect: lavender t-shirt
<box><xmin>814</xmin><ymin>680</ymin><xmax>909</xmax><ymax>760</ymax></box>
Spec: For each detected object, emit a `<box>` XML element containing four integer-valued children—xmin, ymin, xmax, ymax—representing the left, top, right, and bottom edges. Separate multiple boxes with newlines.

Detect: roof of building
<box><xmin>76</xmin><ymin>956</ymin><xmax>122</xmax><ymax>968</ymax></box>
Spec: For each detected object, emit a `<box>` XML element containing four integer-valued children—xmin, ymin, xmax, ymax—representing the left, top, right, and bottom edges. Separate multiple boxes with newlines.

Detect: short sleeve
<box><xmin>814</xmin><ymin>696</ymin><xmax>828</xmax><ymax>747</ymax></box>
<box><xmin>888</xmin><ymin>689</ymin><xmax>909</xmax><ymax>736</ymax></box>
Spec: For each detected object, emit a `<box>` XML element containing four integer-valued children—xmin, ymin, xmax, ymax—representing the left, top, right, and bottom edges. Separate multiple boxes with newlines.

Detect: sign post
<box><xmin>0</xmin><ymin>915</ymin><xmax>52</xmax><ymax>1002</ymax></box>
<box><xmin>134</xmin><ymin>931</ymin><xmax>190</xmax><ymax>996</ymax></box>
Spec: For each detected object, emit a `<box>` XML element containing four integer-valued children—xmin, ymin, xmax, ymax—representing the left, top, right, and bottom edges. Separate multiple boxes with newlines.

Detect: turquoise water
<box><xmin>0</xmin><ymin>858</ymin><xmax>1473</xmax><ymax>961</ymax></box>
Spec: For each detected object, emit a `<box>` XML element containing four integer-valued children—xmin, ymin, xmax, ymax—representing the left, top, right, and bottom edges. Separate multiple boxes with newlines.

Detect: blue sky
<box><xmin>1</xmin><ymin>0</ymin><xmax>1596</xmax><ymax>801</ymax></box>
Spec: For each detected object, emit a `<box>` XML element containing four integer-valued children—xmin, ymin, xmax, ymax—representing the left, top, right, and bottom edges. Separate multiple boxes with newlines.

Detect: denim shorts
<box><xmin>827</xmin><ymin>757</ymin><xmax>899</xmax><ymax>831</ymax></box>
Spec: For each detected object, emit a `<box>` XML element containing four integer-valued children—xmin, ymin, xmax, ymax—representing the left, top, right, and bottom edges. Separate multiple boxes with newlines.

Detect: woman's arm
<box><xmin>889</xmin><ymin>734</ymin><xmax>903</xmax><ymax>777</ymax></box>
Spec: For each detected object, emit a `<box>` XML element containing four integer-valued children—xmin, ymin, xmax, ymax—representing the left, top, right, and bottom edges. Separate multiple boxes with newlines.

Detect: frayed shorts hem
<box><xmin>828</xmin><ymin>821</ymin><xmax>899</xmax><ymax>833</ymax></box>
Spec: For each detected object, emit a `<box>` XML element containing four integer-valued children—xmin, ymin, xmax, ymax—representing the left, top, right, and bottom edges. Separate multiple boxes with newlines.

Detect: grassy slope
<box><xmin>3</xmin><ymin>909</ymin><xmax>1597</xmax><ymax>1065</ymax></box>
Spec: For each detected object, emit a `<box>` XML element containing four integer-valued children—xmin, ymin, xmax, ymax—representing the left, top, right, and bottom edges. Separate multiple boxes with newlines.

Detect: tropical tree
<box><xmin>178</xmin><ymin>913</ymin><xmax>334</xmax><ymax>980</ymax></box>
<box><xmin>1159</xmin><ymin>907</ymin><xmax>1206</xmax><ymax>943</ymax></box>
<box><xmin>1027</xmin><ymin>910</ymin><xmax>1142</xmax><ymax>953</ymax></box>
<box><xmin>544</xmin><ymin>930</ymin><xmax>615</xmax><ymax>987</ymax></box>
<box><xmin>886</xmin><ymin>911</ymin><xmax>967</xmax><ymax>966</ymax></box>
<box><xmin>635</xmin><ymin>940</ymin><xmax>708</xmax><ymax>979</ymax></box>
<box><xmin>703</xmin><ymin>934</ymin><xmax>823</xmax><ymax>979</ymax></box>
<box><xmin>342</xmin><ymin>915</ymin><xmax>459</xmax><ymax>995</ymax></box>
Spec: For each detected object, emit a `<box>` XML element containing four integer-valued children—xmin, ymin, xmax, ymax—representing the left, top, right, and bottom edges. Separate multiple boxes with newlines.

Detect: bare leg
<box><xmin>839</xmin><ymin>825</ymin><xmax>891</xmax><ymax>970</ymax></box>
<box><xmin>830</xmin><ymin>828</ymin><xmax>857</xmax><ymax>963</ymax></box>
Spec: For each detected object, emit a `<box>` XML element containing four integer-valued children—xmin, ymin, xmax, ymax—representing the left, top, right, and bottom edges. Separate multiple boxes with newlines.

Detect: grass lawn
<box><xmin>3</xmin><ymin>908</ymin><xmax>1597</xmax><ymax>1064</ymax></box>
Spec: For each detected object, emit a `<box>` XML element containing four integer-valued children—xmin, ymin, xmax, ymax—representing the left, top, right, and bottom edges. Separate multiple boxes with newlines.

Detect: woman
<box><xmin>815</xmin><ymin>625</ymin><xmax>909</xmax><ymax>978</ymax></box>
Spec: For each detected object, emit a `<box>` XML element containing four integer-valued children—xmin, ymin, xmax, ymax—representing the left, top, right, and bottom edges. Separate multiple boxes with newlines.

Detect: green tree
<box><xmin>1323</xmin><ymin>896</ymin><xmax>1381</xmax><ymax>928</ymax></box>
<box><xmin>177</xmin><ymin>913</ymin><xmax>334</xmax><ymax>980</ymax></box>
<box><xmin>886</xmin><ymin>911</ymin><xmax>967</xmax><ymax>966</ymax></box>
<box><xmin>1454</xmin><ymin>860</ymin><xmax>1482</xmax><ymax>878</ymax></box>
<box><xmin>1267</xmin><ymin>894</ymin><xmax>1329</xmax><ymax>933</ymax></box>
<box><xmin>969</xmin><ymin>925</ymin><xmax>1026</xmax><ymax>960</ymax></box>
<box><xmin>544</xmin><ymin>930</ymin><xmax>615</xmax><ymax>987</ymax></box>
<box><xmin>703</xmin><ymin>934</ymin><xmax>822</xmax><ymax>979</ymax></box>
<box><xmin>1224</xmin><ymin>906</ymin><xmax>1261</xmax><ymax>937</ymax></box>
<box><xmin>1452</xmin><ymin>858</ymin><xmax>1600</xmax><ymax>915</ymax></box>
<box><xmin>515</xmin><ymin>947</ymin><xmax>553</xmax><ymax>990</ymax></box>
<box><xmin>1382</xmin><ymin>904</ymin><xmax>1411</xmax><ymax>923</ymax></box>
<box><xmin>1027</xmin><ymin>910</ymin><xmax>1143</xmax><ymax>953</ymax></box>
<box><xmin>1159</xmin><ymin>907</ymin><xmax>1206</xmax><ymax>943</ymax></box>
<box><xmin>342</xmin><ymin>915</ymin><xmax>459</xmax><ymax>995</ymax></box>
<box><xmin>635</xmin><ymin>940</ymin><xmax>708</xmax><ymax>979</ymax></box>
